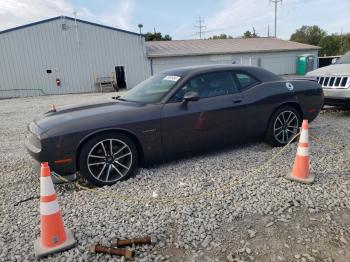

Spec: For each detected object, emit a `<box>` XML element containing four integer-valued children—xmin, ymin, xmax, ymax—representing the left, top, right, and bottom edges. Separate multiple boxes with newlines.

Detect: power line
<box><xmin>194</xmin><ymin>16</ymin><xmax>206</xmax><ymax>39</ymax></box>
<box><xmin>186</xmin><ymin>28</ymin><xmax>227</xmax><ymax>39</ymax></box>
<box><xmin>270</xmin><ymin>0</ymin><xmax>282</xmax><ymax>37</ymax></box>
<box><xmin>187</xmin><ymin>27</ymin><xmax>227</xmax><ymax>38</ymax></box>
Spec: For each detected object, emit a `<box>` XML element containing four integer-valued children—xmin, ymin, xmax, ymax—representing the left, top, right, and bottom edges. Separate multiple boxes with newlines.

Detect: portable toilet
<box><xmin>296</xmin><ymin>54</ymin><xmax>316</xmax><ymax>75</ymax></box>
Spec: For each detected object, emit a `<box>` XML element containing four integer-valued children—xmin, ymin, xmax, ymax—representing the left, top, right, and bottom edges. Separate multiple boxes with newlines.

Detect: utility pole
<box><xmin>195</xmin><ymin>16</ymin><xmax>206</xmax><ymax>39</ymax></box>
<box><xmin>267</xmin><ymin>24</ymin><xmax>270</xmax><ymax>37</ymax></box>
<box><xmin>340</xmin><ymin>27</ymin><xmax>343</xmax><ymax>54</ymax></box>
<box><xmin>270</xmin><ymin>0</ymin><xmax>282</xmax><ymax>37</ymax></box>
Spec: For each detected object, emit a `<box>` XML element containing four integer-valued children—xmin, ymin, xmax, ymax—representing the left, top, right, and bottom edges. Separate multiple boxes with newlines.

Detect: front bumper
<box><xmin>323</xmin><ymin>88</ymin><xmax>350</xmax><ymax>107</ymax></box>
<box><xmin>324</xmin><ymin>97</ymin><xmax>350</xmax><ymax>107</ymax></box>
<box><xmin>25</xmin><ymin>123</ymin><xmax>77</xmax><ymax>176</ymax></box>
<box><xmin>25</xmin><ymin>122</ymin><xmax>45</xmax><ymax>161</ymax></box>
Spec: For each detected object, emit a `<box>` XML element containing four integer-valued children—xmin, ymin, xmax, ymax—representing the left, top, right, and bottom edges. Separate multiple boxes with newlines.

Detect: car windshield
<box><xmin>337</xmin><ymin>51</ymin><xmax>350</xmax><ymax>64</ymax></box>
<box><xmin>119</xmin><ymin>73</ymin><xmax>181</xmax><ymax>103</ymax></box>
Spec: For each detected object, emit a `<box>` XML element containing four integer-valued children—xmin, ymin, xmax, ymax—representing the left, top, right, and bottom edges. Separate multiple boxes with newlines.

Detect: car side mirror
<box><xmin>183</xmin><ymin>91</ymin><xmax>199</xmax><ymax>103</ymax></box>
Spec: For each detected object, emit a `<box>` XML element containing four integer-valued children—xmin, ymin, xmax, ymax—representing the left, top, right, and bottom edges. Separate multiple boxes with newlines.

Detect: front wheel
<box><xmin>79</xmin><ymin>133</ymin><xmax>138</xmax><ymax>187</ymax></box>
<box><xmin>265</xmin><ymin>106</ymin><xmax>301</xmax><ymax>147</ymax></box>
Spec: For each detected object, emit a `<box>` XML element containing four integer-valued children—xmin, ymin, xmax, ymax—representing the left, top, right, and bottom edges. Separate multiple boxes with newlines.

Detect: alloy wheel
<box><xmin>87</xmin><ymin>139</ymin><xmax>132</xmax><ymax>183</ymax></box>
<box><xmin>273</xmin><ymin>110</ymin><xmax>299</xmax><ymax>144</ymax></box>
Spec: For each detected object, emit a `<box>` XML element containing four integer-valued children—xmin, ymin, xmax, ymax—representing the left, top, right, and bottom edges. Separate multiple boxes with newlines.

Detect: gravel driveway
<box><xmin>0</xmin><ymin>93</ymin><xmax>349</xmax><ymax>262</ymax></box>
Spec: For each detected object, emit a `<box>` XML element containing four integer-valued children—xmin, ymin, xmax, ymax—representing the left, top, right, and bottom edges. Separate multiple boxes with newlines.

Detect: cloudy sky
<box><xmin>0</xmin><ymin>0</ymin><xmax>349</xmax><ymax>39</ymax></box>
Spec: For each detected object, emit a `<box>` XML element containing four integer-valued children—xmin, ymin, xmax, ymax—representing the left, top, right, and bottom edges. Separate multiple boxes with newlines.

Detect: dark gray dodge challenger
<box><xmin>26</xmin><ymin>65</ymin><xmax>324</xmax><ymax>186</ymax></box>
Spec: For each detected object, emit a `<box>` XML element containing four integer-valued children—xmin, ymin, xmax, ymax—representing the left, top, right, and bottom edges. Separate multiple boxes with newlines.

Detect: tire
<box><xmin>265</xmin><ymin>105</ymin><xmax>302</xmax><ymax>147</ymax></box>
<box><xmin>79</xmin><ymin>133</ymin><xmax>138</xmax><ymax>187</ymax></box>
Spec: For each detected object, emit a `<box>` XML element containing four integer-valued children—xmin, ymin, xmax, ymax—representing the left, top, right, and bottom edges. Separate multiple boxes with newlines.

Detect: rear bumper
<box><xmin>300</xmin><ymin>88</ymin><xmax>324</xmax><ymax>123</ymax></box>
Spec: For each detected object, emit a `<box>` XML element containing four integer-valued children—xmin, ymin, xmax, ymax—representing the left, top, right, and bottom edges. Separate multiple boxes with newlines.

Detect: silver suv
<box><xmin>307</xmin><ymin>51</ymin><xmax>350</xmax><ymax>109</ymax></box>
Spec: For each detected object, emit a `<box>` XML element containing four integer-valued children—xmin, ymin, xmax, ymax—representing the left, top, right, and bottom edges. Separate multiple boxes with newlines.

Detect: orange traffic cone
<box><xmin>33</xmin><ymin>162</ymin><xmax>76</xmax><ymax>257</ymax></box>
<box><xmin>286</xmin><ymin>120</ymin><xmax>315</xmax><ymax>184</ymax></box>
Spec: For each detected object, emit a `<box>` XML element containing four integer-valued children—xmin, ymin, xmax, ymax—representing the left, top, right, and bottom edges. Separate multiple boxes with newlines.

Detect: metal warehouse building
<box><xmin>146</xmin><ymin>38</ymin><xmax>319</xmax><ymax>75</ymax></box>
<box><xmin>0</xmin><ymin>16</ymin><xmax>150</xmax><ymax>98</ymax></box>
<box><xmin>0</xmin><ymin>16</ymin><xmax>319</xmax><ymax>99</ymax></box>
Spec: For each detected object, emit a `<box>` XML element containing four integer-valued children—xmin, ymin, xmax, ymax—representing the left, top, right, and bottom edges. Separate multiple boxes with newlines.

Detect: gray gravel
<box><xmin>0</xmin><ymin>93</ymin><xmax>349</xmax><ymax>261</ymax></box>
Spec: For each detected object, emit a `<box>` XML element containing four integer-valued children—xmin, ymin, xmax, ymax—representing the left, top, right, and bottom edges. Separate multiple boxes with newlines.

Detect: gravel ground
<box><xmin>0</xmin><ymin>93</ymin><xmax>349</xmax><ymax>262</ymax></box>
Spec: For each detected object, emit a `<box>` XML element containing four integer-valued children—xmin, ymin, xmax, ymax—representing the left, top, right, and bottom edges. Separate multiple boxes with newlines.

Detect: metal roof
<box><xmin>0</xmin><ymin>16</ymin><xmax>142</xmax><ymax>37</ymax></box>
<box><xmin>146</xmin><ymin>38</ymin><xmax>319</xmax><ymax>58</ymax></box>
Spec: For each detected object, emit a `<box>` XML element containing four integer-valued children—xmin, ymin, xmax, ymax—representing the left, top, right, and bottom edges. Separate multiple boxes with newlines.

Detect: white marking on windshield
<box><xmin>163</xmin><ymin>75</ymin><xmax>181</xmax><ymax>82</ymax></box>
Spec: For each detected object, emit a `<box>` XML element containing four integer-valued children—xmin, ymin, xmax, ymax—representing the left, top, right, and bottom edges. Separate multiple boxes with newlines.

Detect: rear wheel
<box><xmin>79</xmin><ymin>133</ymin><xmax>138</xmax><ymax>187</ymax></box>
<box><xmin>265</xmin><ymin>106</ymin><xmax>301</xmax><ymax>147</ymax></box>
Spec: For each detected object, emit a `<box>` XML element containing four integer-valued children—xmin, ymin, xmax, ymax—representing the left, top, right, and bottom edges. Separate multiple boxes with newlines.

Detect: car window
<box><xmin>235</xmin><ymin>72</ymin><xmax>259</xmax><ymax>90</ymax></box>
<box><xmin>171</xmin><ymin>71</ymin><xmax>238</xmax><ymax>102</ymax></box>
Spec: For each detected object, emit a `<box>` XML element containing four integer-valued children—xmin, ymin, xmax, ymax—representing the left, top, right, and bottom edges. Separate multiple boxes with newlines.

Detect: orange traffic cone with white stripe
<box><xmin>33</xmin><ymin>162</ymin><xmax>76</xmax><ymax>257</ymax></box>
<box><xmin>286</xmin><ymin>120</ymin><xmax>315</xmax><ymax>184</ymax></box>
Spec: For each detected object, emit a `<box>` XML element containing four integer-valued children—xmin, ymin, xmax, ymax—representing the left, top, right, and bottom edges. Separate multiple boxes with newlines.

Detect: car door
<box><xmin>160</xmin><ymin>71</ymin><xmax>248</xmax><ymax>157</ymax></box>
<box><xmin>232</xmin><ymin>71</ymin><xmax>266</xmax><ymax>139</ymax></box>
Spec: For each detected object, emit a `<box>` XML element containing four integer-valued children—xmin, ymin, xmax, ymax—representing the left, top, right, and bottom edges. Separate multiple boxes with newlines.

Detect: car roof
<box><xmin>159</xmin><ymin>64</ymin><xmax>282</xmax><ymax>82</ymax></box>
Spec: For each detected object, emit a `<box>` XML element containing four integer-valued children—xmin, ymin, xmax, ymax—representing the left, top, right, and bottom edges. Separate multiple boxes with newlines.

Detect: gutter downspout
<box><xmin>150</xmin><ymin>58</ymin><xmax>154</xmax><ymax>76</ymax></box>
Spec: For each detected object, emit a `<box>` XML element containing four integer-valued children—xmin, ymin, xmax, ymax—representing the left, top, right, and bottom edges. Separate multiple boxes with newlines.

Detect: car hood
<box><xmin>306</xmin><ymin>64</ymin><xmax>350</xmax><ymax>76</ymax></box>
<box><xmin>34</xmin><ymin>99</ymin><xmax>155</xmax><ymax>135</ymax></box>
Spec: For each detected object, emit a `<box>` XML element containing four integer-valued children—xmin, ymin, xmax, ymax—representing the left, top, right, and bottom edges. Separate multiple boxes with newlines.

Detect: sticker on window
<box><xmin>163</xmin><ymin>75</ymin><xmax>180</xmax><ymax>82</ymax></box>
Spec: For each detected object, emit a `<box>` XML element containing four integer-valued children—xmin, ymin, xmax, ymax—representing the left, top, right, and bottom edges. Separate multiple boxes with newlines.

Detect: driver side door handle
<box><xmin>232</xmin><ymin>99</ymin><xmax>242</xmax><ymax>104</ymax></box>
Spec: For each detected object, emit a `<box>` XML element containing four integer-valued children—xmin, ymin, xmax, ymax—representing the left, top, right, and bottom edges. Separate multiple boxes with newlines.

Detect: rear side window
<box><xmin>235</xmin><ymin>72</ymin><xmax>259</xmax><ymax>90</ymax></box>
<box><xmin>171</xmin><ymin>71</ymin><xmax>238</xmax><ymax>101</ymax></box>
<box><xmin>195</xmin><ymin>71</ymin><xmax>238</xmax><ymax>98</ymax></box>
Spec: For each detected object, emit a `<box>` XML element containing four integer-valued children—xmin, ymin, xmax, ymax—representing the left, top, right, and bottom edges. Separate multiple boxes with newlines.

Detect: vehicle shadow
<box><xmin>322</xmin><ymin>106</ymin><xmax>350</xmax><ymax>115</ymax></box>
<box><xmin>142</xmin><ymin>138</ymin><xmax>270</xmax><ymax>171</ymax></box>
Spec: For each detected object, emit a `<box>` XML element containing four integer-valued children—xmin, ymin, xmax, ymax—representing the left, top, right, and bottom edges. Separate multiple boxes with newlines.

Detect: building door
<box><xmin>306</xmin><ymin>56</ymin><xmax>315</xmax><ymax>72</ymax></box>
<box><xmin>115</xmin><ymin>66</ymin><xmax>127</xmax><ymax>89</ymax></box>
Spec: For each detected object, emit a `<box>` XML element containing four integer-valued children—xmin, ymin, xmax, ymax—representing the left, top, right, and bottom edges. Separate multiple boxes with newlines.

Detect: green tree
<box><xmin>145</xmin><ymin>32</ymin><xmax>172</xmax><ymax>41</ymax></box>
<box><xmin>339</xmin><ymin>34</ymin><xmax>350</xmax><ymax>55</ymax></box>
<box><xmin>290</xmin><ymin>25</ymin><xmax>326</xmax><ymax>45</ymax></box>
<box><xmin>319</xmin><ymin>35</ymin><xmax>341</xmax><ymax>56</ymax></box>
<box><xmin>243</xmin><ymin>31</ymin><xmax>252</xmax><ymax>38</ymax></box>
<box><xmin>208</xmin><ymin>34</ymin><xmax>233</xmax><ymax>40</ymax></box>
<box><xmin>290</xmin><ymin>25</ymin><xmax>350</xmax><ymax>56</ymax></box>
<box><xmin>243</xmin><ymin>28</ymin><xmax>258</xmax><ymax>38</ymax></box>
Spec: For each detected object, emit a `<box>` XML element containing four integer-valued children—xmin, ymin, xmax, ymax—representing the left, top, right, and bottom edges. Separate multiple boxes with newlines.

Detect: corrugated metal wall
<box><xmin>151</xmin><ymin>50</ymin><xmax>318</xmax><ymax>75</ymax></box>
<box><xmin>0</xmin><ymin>18</ymin><xmax>151</xmax><ymax>98</ymax></box>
